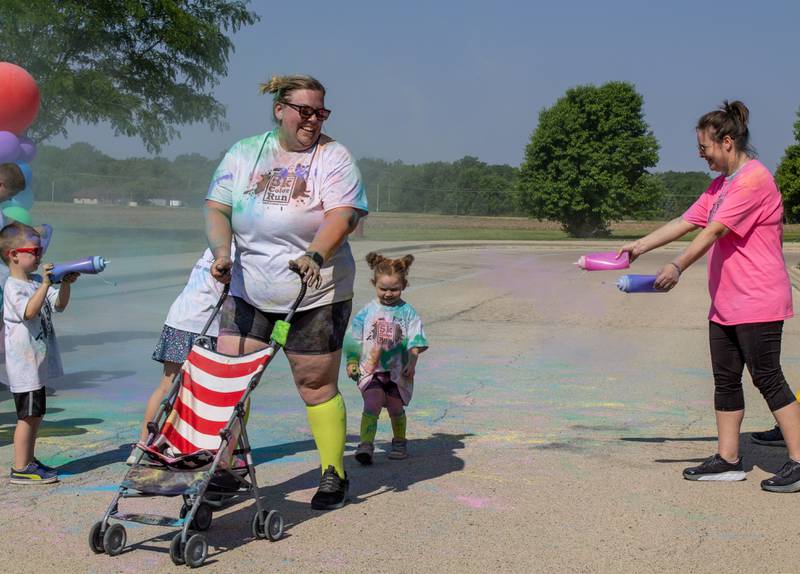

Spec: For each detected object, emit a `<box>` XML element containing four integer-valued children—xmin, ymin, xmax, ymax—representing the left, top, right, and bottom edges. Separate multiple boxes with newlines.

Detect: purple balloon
<box><xmin>0</xmin><ymin>131</ymin><xmax>20</xmax><ymax>162</ymax></box>
<box><xmin>17</xmin><ymin>135</ymin><xmax>36</xmax><ymax>163</ymax></box>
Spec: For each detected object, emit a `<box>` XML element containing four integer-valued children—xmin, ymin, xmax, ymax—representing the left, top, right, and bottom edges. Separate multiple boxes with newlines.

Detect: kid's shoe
<box><xmin>388</xmin><ymin>438</ymin><xmax>408</xmax><ymax>460</ymax></box>
<box><xmin>683</xmin><ymin>454</ymin><xmax>745</xmax><ymax>481</ymax></box>
<box><xmin>9</xmin><ymin>462</ymin><xmax>59</xmax><ymax>485</ymax></box>
<box><xmin>751</xmin><ymin>425</ymin><xmax>786</xmax><ymax>447</ymax></box>
<box><xmin>355</xmin><ymin>442</ymin><xmax>374</xmax><ymax>465</ymax></box>
<box><xmin>761</xmin><ymin>459</ymin><xmax>800</xmax><ymax>493</ymax></box>
<box><xmin>32</xmin><ymin>458</ymin><xmax>55</xmax><ymax>472</ymax></box>
<box><xmin>311</xmin><ymin>465</ymin><xmax>349</xmax><ymax>510</ymax></box>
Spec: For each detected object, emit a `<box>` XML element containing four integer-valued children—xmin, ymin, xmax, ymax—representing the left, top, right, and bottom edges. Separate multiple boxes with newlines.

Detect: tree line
<box><xmin>31</xmin><ymin>141</ymin><xmax>710</xmax><ymax>221</ymax></box>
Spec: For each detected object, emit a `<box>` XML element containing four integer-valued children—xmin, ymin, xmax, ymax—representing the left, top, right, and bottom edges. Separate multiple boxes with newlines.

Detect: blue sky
<box><xmin>55</xmin><ymin>0</ymin><xmax>800</xmax><ymax>172</ymax></box>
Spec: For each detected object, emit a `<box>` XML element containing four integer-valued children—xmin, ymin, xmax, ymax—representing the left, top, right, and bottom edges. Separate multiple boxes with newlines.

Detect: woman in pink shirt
<box><xmin>619</xmin><ymin>101</ymin><xmax>800</xmax><ymax>493</ymax></box>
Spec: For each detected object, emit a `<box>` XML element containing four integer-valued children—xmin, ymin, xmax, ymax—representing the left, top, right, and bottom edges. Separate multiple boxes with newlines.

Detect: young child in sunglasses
<box><xmin>1</xmin><ymin>222</ymin><xmax>79</xmax><ymax>484</ymax></box>
<box><xmin>344</xmin><ymin>252</ymin><xmax>428</xmax><ymax>464</ymax></box>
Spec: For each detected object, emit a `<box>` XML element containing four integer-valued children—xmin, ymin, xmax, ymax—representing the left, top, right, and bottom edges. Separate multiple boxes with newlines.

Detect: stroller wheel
<box><xmin>251</xmin><ymin>510</ymin><xmax>267</xmax><ymax>539</ymax></box>
<box><xmin>266</xmin><ymin>510</ymin><xmax>285</xmax><ymax>541</ymax></box>
<box><xmin>102</xmin><ymin>523</ymin><xmax>126</xmax><ymax>556</ymax></box>
<box><xmin>181</xmin><ymin>502</ymin><xmax>213</xmax><ymax>531</ymax></box>
<box><xmin>169</xmin><ymin>533</ymin><xmax>185</xmax><ymax>565</ymax></box>
<box><xmin>185</xmin><ymin>533</ymin><xmax>208</xmax><ymax>568</ymax></box>
<box><xmin>88</xmin><ymin>521</ymin><xmax>105</xmax><ymax>554</ymax></box>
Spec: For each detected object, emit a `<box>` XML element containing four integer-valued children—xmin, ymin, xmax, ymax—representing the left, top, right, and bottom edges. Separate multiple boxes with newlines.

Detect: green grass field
<box><xmin>29</xmin><ymin>202</ymin><xmax>800</xmax><ymax>261</ymax></box>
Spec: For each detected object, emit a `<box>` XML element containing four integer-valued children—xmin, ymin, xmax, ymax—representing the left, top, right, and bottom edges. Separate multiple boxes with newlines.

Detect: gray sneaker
<box><xmin>761</xmin><ymin>459</ymin><xmax>800</xmax><ymax>493</ymax></box>
<box><xmin>388</xmin><ymin>438</ymin><xmax>408</xmax><ymax>460</ymax></box>
<box><xmin>10</xmin><ymin>462</ymin><xmax>59</xmax><ymax>485</ymax></box>
<box><xmin>355</xmin><ymin>442</ymin><xmax>374</xmax><ymax>465</ymax></box>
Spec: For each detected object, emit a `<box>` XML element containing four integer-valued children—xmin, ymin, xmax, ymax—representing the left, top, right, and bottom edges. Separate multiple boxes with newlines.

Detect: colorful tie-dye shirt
<box><xmin>206</xmin><ymin>129</ymin><xmax>368</xmax><ymax>312</ymax></box>
<box><xmin>344</xmin><ymin>299</ymin><xmax>428</xmax><ymax>405</ymax></box>
<box><xmin>683</xmin><ymin>159</ymin><xmax>793</xmax><ymax>325</ymax></box>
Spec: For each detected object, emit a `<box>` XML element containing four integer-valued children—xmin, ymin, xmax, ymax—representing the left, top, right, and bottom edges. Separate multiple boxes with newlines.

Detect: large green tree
<box><xmin>777</xmin><ymin>108</ymin><xmax>800</xmax><ymax>223</ymax></box>
<box><xmin>0</xmin><ymin>0</ymin><xmax>258</xmax><ymax>152</ymax></box>
<box><xmin>518</xmin><ymin>82</ymin><xmax>661</xmax><ymax>236</ymax></box>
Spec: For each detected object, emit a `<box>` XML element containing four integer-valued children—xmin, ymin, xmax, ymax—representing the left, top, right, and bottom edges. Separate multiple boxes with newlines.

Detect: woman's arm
<box><xmin>292</xmin><ymin>207</ymin><xmax>361</xmax><ymax>288</ymax></box>
<box><xmin>618</xmin><ymin>217</ymin><xmax>699</xmax><ymax>262</ymax></box>
<box><xmin>653</xmin><ymin>221</ymin><xmax>729</xmax><ymax>290</ymax></box>
<box><xmin>205</xmin><ymin>200</ymin><xmax>234</xmax><ymax>283</ymax></box>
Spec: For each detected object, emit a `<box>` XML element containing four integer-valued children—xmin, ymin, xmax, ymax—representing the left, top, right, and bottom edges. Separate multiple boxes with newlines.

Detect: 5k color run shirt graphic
<box><xmin>207</xmin><ymin>129</ymin><xmax>368</xmax><ymax>312</ymax></box>
<box><xmin>345</xmin><ymin>299</ymin><xmax>428</xmax><ymax>405</ymax></box>
<box><xmin>683</xmin><ymin>159</ymin><xmax>793</xmax><ymax>325</ymax></box>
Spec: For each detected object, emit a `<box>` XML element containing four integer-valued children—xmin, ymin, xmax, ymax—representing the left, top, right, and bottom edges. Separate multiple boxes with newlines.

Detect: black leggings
<box><xmin>709</xmin><ymin>320</ymin><xmax>797</xmax><ymax>412</ymax></box>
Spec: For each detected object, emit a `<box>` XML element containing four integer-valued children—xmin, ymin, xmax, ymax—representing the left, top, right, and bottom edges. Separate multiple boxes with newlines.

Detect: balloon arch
<box><xmin>0</xmin><ymin>62</ymin><xmax>42</xmax><ymax>222</ymax></box>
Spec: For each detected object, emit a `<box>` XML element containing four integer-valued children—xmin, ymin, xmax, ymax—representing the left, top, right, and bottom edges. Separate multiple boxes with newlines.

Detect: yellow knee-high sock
<box><xmin>306</xmin><ymin>393</ymin><xmax>346</xmax><ymax>478</ymax></box>
<box><xmin>360</xmin><ymin>412</ymin><xmax>379</xmax><ymax>444</ymax></box>
<box><xmin>390</xmin><ymin>411</ymin><xmax>407</xmax><ymax>440</ymax></box>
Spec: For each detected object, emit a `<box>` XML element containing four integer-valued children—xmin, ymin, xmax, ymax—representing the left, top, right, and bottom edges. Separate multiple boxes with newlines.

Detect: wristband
<box><xmin>304</xmin><ymin>250</ymin><xmax>324</xmax><ymax>266</ymax></box>
<box><xmin>668</xmin><ymin>261</ymin><xmax>682</xmax><ymax>276</ymax></box>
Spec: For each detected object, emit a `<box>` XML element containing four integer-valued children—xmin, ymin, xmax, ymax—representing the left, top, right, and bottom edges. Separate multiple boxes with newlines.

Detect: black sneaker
<box><xmin>311</xmin><ymin>465</ymin><xmax>349</xmax><ymax>510</ymax></box>
<box><xmin>761</xmin><ymin>459</ymin><xmax>800</xmax><ymax>493</ymax></box>
<box><xmin>355</xmin><ymin>442</ymin><xmax>374</xmax><ymax>465</ymax></box>
<box><xmin>683</xmin><ymin>454</ymin><xmax>745</xmax><ymax>481</ymax></box>
<box><xmin>751</xmin><ymin>425</ymin><xmax>785</xmax><ymax>447</ymax></box>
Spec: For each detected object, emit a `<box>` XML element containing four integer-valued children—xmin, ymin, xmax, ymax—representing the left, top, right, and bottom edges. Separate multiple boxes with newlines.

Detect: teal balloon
<box><xmin>2</xmin><ymin>205</ymin><xmax>32</xmax><ymax>225</ymax></box>
<box><xmin>15</xmin><ymin>161</ymin><xmax>32</xmax><ymax>188</ymax></box>
<box><xmin>8</xmin><ymin>187</ymin><xmax>34</xmax><ymax>210</ymax></box>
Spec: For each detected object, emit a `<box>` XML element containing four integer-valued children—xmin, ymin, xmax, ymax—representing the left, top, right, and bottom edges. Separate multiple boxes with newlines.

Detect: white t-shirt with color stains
<box><xmin>206</xmin><ymin>129</ymin><xmax>368</xmax><ymax>313</ymax></box>
<box><xmin>3</xmin><ymin>275</ymin><xmax>63</xmax><ymax>393</ymax></box>
<box><xmin>164</xmin><ymin>247</ymin><xmax>235</xmax><ymax>336</ymax></box>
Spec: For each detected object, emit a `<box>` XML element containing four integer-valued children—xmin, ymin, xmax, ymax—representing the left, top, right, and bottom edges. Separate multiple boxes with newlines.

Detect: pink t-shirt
<box><xmin>682</xmin><ymin>159</ymin><xmax>793</xmax><ymax>325</ymax></box>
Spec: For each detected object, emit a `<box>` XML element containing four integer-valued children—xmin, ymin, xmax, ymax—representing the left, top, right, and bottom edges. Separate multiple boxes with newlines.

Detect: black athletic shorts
<box><xmin>364</xmin><ymin>372</ymin><xmax>403</xmax><ymax>401</ymax></box>
<box><xmin>219</xmin><ymin>296</ymin><xmax>352</xmax><ymax>355</ymax></box>
<box><xmin>13</xmin><ymin>387</ymin><xmax>46</xmax><ymax>419</ymax></box>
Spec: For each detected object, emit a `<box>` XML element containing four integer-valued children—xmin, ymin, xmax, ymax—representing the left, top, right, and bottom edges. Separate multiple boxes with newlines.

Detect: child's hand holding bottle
<box><xmin>346</xmin><ymin>363</ymin><xmax>360</xmax><ymax>382</ymax></box>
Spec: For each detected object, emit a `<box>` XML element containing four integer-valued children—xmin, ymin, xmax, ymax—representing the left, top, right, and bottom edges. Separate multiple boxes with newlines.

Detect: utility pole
<box><xmin>376</xmin><ymin>183</ymin><xmax>380</xmax><ymax>212</ymax></box>
<box><xmin>51</xmin><ymin>180</ymin><xmax>55</xmax><ymax>203</ymax></box>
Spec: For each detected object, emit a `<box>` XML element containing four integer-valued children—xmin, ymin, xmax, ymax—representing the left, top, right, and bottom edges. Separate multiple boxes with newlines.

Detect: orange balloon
<box><xmin>0</xmin><ymin>62</ymin><xmax>40</xmax><ymax>135</ymax></box>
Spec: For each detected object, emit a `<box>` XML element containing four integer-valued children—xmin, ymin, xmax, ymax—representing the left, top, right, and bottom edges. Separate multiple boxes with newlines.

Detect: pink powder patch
<box><xmin>456</xmin><ymin>495</ymin><xmax>490</xmax><ymax>508</ymax></box>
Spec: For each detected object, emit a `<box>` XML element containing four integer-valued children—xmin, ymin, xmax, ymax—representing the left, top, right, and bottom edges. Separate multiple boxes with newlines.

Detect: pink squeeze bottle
<box><xmin>576</xmin><ymin>251</ymin><xmax>630</xmax><ymax>271</ymax></box>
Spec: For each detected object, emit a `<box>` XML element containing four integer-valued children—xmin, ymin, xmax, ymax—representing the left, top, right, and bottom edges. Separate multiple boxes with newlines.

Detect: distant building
<box><xmin>168</xmin><ymin>200</ymin><xmax>183</xmax><ymax>207</ymax></box>
<box><xmin>73</xmin><ymin>197</ymin><xmax>99</xmax><ymax>205</ymax></box>
<box><xmin>149</xmin><ymin>198</ymin><xmax>167</xmax><ymax>207</ymax></box>
<box><xmin>128</xmin><ymin>201</ymin><xmax>139</xmax><ymax>207</ymax></box>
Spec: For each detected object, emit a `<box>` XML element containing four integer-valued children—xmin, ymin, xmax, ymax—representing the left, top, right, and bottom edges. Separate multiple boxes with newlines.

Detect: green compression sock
<box><xmin>306</xmin><ymin>393</ymin><xmax>346</xmax><ymax>478</ymax></box>
<box><xmin>360</xmin><ymin>412</ymin><xmax>379</xmax><ymax>444</ymax></box>
<box><xmin>390</xmin><ymin>411</ymin><xmax>407</xmax><ymax>440</ymax></box>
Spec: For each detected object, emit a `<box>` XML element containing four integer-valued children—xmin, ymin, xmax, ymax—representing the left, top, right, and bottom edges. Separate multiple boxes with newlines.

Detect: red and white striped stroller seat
<box><xmin>138</xmin><ymin>344</ymin><xmax>271</xmax><ymax>470</ymax></box>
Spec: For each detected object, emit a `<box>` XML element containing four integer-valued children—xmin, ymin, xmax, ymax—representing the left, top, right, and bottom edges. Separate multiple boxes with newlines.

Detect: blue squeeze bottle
<box><xmin>51</xmin><ymin>256</ymin><xmax>108</xmax><ymax>283</ymax></box>
<box><xmin>616</xmin><ymin>274</ymin><xmax>665</xmax><ymax>293</ymax></box>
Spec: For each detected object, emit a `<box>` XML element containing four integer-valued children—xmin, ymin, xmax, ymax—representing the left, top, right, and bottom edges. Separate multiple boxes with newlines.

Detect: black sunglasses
<box><xmin>281</xmin><ymin>101</ymin><xmax>331</xmax><ymax>121</ymax></box>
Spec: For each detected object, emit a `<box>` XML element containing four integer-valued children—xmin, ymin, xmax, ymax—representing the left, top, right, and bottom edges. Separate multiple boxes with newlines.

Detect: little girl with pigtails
<box><xmin>344</xmin><ymin>252</ymin><xmax>428</xmax><ymax>464</ymax></box>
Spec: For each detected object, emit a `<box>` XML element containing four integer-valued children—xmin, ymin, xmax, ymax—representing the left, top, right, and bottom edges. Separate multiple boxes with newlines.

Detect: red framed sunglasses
<box><xmin>9</xmin><ymin>246</ymin><xmax>42</xmax><ymax>257</ymax></box>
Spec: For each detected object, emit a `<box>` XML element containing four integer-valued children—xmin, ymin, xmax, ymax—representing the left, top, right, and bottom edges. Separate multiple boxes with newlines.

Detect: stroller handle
<box><xmin>285</xmin><ymin>260</ymin><xmax>308</xmax><ymax>324</ymax></box>
<box><xmin>198</xmin><ymin>262</ymin><xmax>309</xmax><ymax>338</ymax></box>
